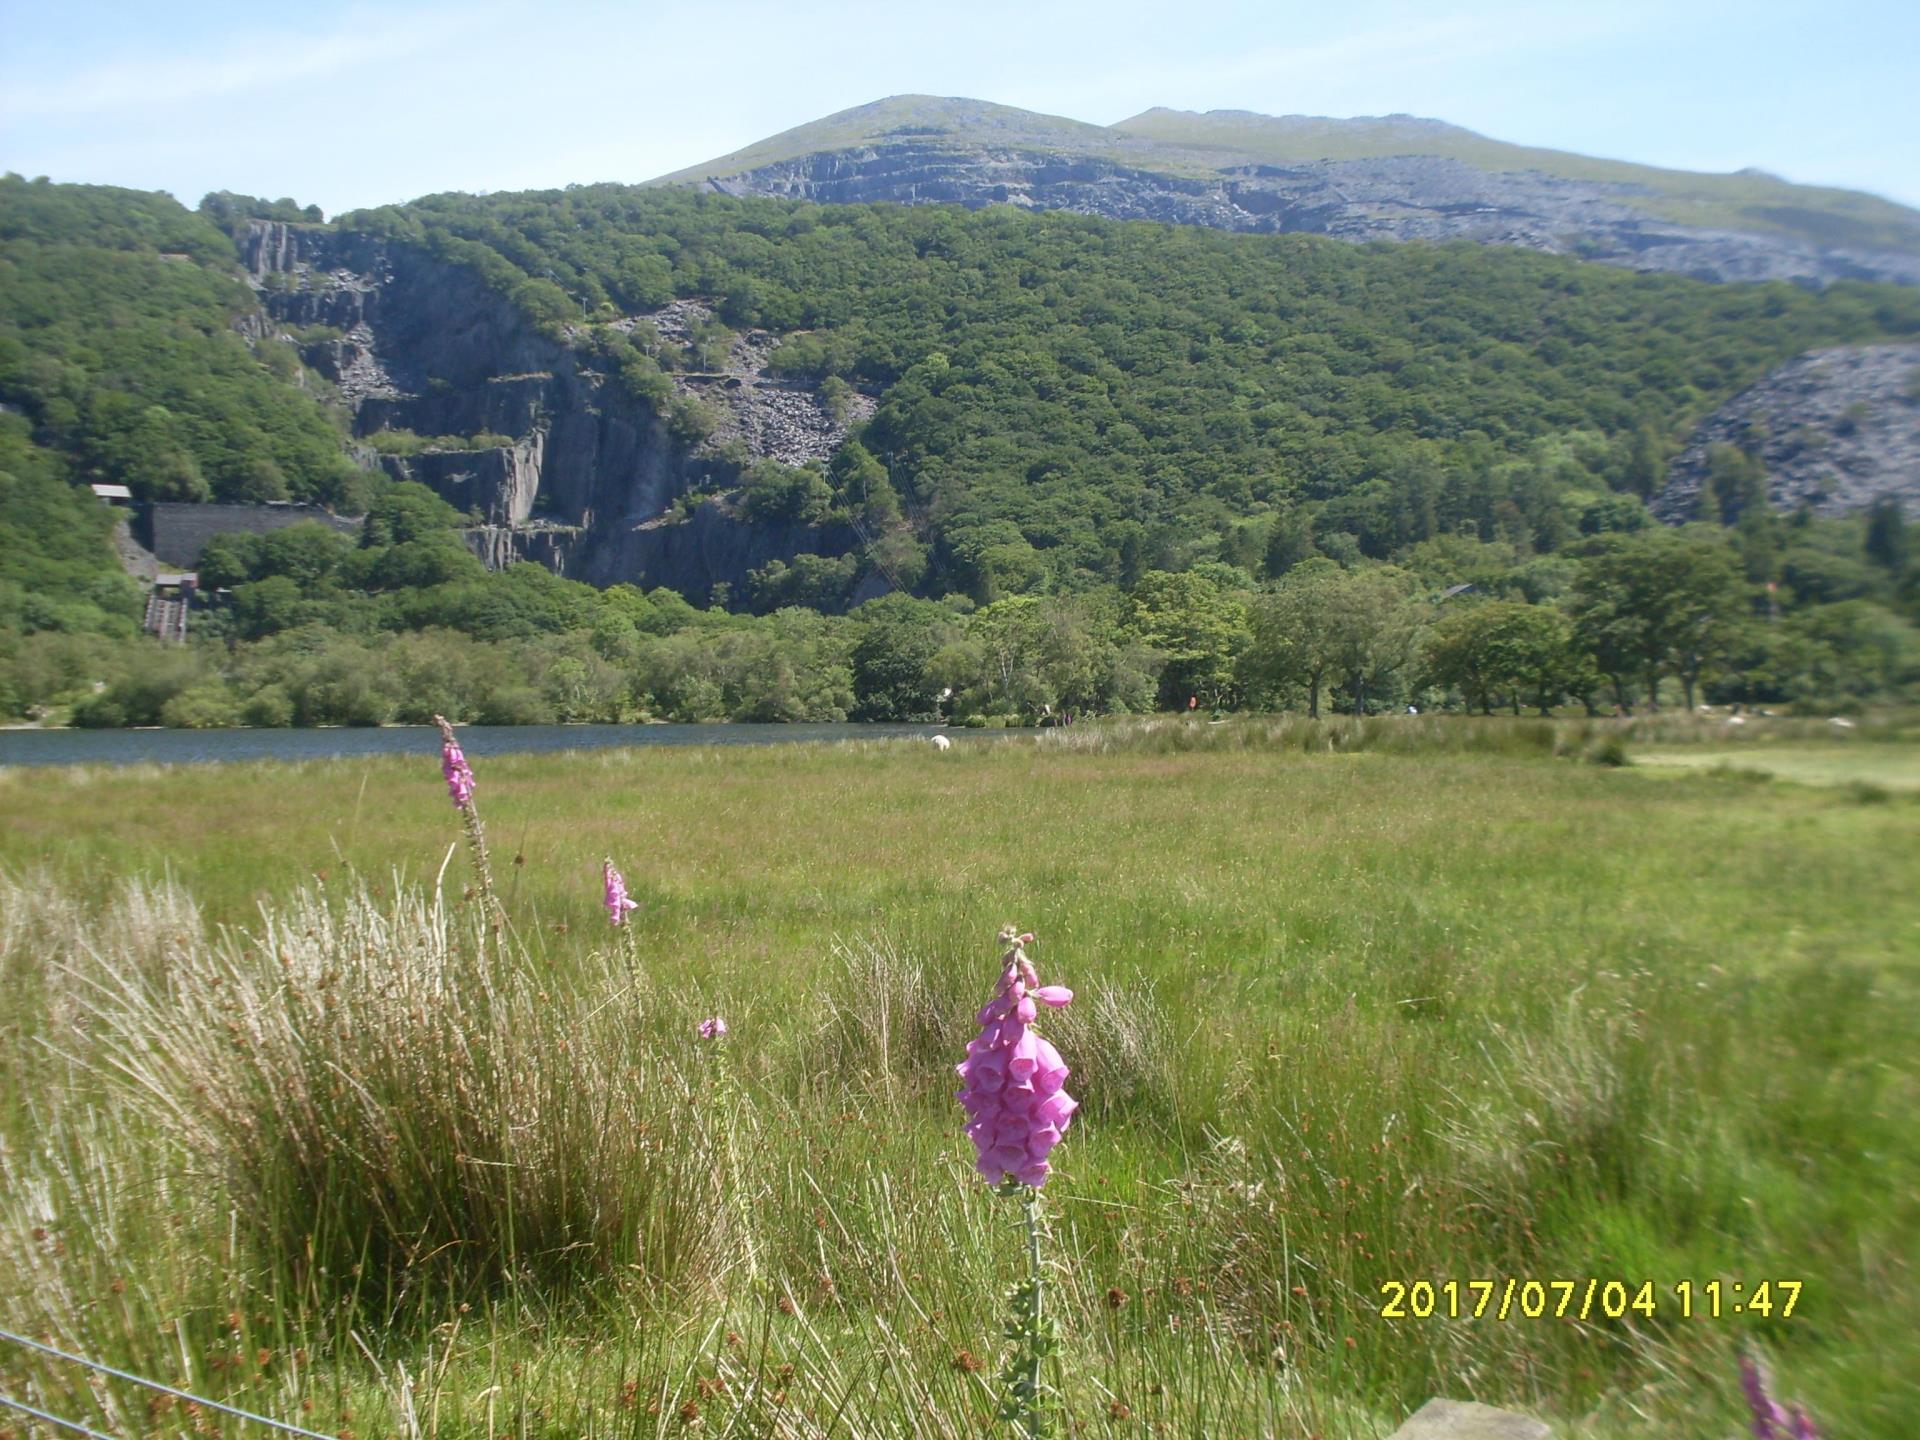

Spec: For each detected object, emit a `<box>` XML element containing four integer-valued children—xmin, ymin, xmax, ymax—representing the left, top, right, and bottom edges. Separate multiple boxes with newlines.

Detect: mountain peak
<box><xmin>655</xmin><ymin>96</ymin><xmax>1112</xmax><ymax>185</ymax></box>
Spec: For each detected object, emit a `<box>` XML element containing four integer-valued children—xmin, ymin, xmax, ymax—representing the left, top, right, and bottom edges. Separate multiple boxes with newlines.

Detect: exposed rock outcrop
<box><xmin>378</xmin><ymin>435</ymin><xmax>545</xmax><ymax>526</ymax></box>
<box><xmin>241</xmin><ymin>221</ymin><xmax>866</xmax><ymax>603</ymax></box>
<box><xmin>1657</xmin><ymin>343</ymin><xmax>1920</xmax><ymax>520</ymax></box>
<box><xmin>586</xmin><ymin>496</ymin><xmax>860</xmax><ymax>600</ymax></box>
<box><xmin>461</xmin><ymin>498</ymin><xmax>858</xmax><ymax>601</ymax></box>
<box><xmin>613</xmin><ymin>300</ymin><xmax>877</xmax><ymax>467</ymax></box>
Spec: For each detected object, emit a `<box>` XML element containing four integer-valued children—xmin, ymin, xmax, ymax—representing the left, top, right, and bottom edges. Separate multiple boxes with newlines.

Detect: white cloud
<box><xmin>0</xmin><ymin>2</ymin><xmax>505</xmax><ymax>120</ymax></box>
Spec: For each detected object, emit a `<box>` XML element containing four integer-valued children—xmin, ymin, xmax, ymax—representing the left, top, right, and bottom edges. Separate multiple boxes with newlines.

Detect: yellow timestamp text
<box><xmin>1376</xmin><ymin>1278</ymin><xmax>1804</xmax><ymax>1322</ymax></box>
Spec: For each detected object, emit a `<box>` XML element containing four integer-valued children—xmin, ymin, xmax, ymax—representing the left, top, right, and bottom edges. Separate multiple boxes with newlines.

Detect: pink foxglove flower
<box><xmin>603</xmin><ymin>859</ymin><xmax>638</xmax><ymax>926</ymax></box>
<box><xmin>1740</xmin><ymin>1354</ymin><xmax>1817</xmax><ymax>1440</ymax></box>
<box><xmin>438</xmin><ymin>722</ymin><xmax>476</xmax><ymax>811</ymax></box>
<box><xmin>957</xmin><ymin>929</ymin><xmax>1076</xmax><ymax>1187</ymax></box>
<box><xmin>698</xmin><ymin>1016</ymin><xmax>728</xmax><ymax>1039</ymax></box>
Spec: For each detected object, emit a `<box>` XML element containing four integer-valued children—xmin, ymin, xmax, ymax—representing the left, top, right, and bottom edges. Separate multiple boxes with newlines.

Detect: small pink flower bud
<box><xmin>434</xmin><ymin>716</ymin><xmax>476</xmax><ymax>810</ymax></box>
<box><xmin>602</xmin><ymin>859</ymin><xmax>638</xmax><ymax>926</ymax></box>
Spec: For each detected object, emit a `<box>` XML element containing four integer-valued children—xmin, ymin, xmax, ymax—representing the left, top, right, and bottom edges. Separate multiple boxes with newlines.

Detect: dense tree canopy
<box><xmin>0</xmin><ymin>175</ymin><xmax>362</xmax><ymax>511</ymax></box>
<box><xmin>0</xmin><ymin>415</ymin><xmax>142</xmax><ymax>640</ymax></box>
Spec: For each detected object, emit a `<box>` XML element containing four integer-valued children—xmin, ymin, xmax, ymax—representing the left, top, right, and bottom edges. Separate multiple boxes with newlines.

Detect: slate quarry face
<box><xmin>1657</xmin><ymin>343</ymin><xmax>1920</xmax><ymax>521</ymax></box>
<box><xmin>243</xmin><ymin>222</ymin><xmax>869</xmax><ymax>605</ymax></box>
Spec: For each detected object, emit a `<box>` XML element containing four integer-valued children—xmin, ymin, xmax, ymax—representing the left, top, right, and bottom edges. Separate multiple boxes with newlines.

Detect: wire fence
<box><xmin>0</xmin><ymin>1390</ymin><xmax>119</xmax><ymax>1439</ymax></box>
<box><xmin>0</xmin><ymin>1328</ymin><xmax>339</xmax><ymax>1439</ymax></box>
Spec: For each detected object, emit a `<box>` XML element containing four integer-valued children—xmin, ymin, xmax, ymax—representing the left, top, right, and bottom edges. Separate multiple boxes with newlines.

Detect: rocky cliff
<box><xmin>242</xmin><ymin>222</ymin><xmax>867</xmax><ymax>602</ymax></box>
<box><xmin>1657</xmin><ymin>343</ymin><xmax>1920</xmax><ymax>520</ymax></box>
<box><xmin>664</xmin><ymin>97</ymin><xmax>1920</xmax><ymax>288</ymax></box>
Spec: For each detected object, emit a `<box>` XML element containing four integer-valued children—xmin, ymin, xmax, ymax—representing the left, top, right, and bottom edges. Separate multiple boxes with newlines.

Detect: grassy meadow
<box><xmin>1</xmin><ymin>715</ymin><xmax>1916</xmax><ymax>1438</ymax></box>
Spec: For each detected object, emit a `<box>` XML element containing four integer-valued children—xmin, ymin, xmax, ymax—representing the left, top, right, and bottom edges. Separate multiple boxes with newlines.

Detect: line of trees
<box><xmin>8</xmin><ymin>491</ymin><xmax>1914</xmax><ymax>726</ymax></box>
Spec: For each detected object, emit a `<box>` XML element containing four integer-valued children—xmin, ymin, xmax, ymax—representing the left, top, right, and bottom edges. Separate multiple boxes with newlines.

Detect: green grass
<box><xmin>1633</xmin><ymin>743</ymin><xmax>1920</xmax><ymax>792</ymax></box>
<box><xmin>1</xmin><ymin>722</ymin><xmax>1916</xmax><ymax>1436</ymax></box>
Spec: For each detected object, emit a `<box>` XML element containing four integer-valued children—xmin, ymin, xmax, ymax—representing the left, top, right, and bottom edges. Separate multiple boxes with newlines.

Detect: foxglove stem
<box><xmin>960</xmin><ymin>927</ymin><xmax>1070</xmax><ymax>1435</ymax></box>
<box><xmin>994</xmin><ymin>1176</ymin><xmax>1056</xmax><ymax>1439</ymax></box>
<box><xmin>695</xmin><ymin>1013</ymin><xmax>760</xmax><ymax>1285</ymax></box>
<box><xmin>1023</xmin><ymin>1186</ymin><xmax>1044</xmax><ymax>1440</ymax></box>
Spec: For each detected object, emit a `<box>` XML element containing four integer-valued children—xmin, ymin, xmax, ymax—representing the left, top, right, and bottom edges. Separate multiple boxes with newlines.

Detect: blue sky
<box><xmin>3</xmin><ymin>0</ymin><xmax>1916</xmax><ymax>216</ymax></box>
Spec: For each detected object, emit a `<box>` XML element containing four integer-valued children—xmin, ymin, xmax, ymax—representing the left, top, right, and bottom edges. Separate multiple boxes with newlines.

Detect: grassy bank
<box><xmin>2</xmin><ymin>721</ymin><xmax>1915</xmax><ymax>1436</ymax></box>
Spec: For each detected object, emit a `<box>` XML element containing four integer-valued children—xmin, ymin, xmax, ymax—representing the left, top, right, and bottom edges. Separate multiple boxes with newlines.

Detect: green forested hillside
<box><xmin>0</xmin><ymin>176</ymin><xmax>367</xmax><ymax>657</ymax></box>
<box><xmin>0</xmin><ymin>175</ymin><xmax>362</xmax><ymax>509</ymax></box>
<box><xmin>3</xmin><ymin>177</ymin><xmax>1919</xmax><ymax>725</ymax></box>
<box><xmin>353</xmin><ymin>185</ymin><xmax>1920</xmax><ymax>593</ymax></box>
<box><xmin>0</xmin><ymin>416</ymin><xmax>142</xmax><ymax>633</ymax></box>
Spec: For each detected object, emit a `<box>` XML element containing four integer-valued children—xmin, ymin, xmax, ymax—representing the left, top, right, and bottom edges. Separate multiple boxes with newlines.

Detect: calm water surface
<box><xmin>0</xmin><ymin>722</ymin><xmax>974</xmax><ymax>769</ymax></box>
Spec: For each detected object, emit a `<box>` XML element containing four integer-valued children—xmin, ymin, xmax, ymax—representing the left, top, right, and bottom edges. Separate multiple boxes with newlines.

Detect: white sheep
<box><xmin>929</xmin><ymin>733</ymin><xmax>953</xmax><ymax>751</ymax></box>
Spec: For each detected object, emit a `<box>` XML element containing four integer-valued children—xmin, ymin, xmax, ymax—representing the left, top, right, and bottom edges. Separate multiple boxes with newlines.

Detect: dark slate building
<box><xmin>136</xmin><ymin>502</ymin><xmax>361</xmax><ymax>568</ymax></box>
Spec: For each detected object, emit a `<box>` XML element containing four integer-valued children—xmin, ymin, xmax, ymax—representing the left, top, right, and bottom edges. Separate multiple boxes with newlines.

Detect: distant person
<box><xmin>1189</xmin><ymin>696</ymin><xmax>1199</xmax><ymax>711</ymax></box>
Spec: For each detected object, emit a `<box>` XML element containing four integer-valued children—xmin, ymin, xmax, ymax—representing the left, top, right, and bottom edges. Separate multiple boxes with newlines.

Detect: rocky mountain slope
<box><xmin>1657</xmin><ymin>342</ymin><xmax>1920</xmax><ymax>520</ymax></box>
<box><xmin>658</xmin><ymin>96</ymin><xmax>1920</xmax><ymax>288</ymax></box>
<box><xmin>241</xmin><ymin>222</ymin><xmax>867</xmax><ymax>598</ymax></box>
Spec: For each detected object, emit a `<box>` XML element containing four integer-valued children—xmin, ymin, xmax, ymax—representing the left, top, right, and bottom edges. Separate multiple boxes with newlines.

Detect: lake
<box><xmin>0</xmin><ymin>722</ymin><xmax>977</xmax><ymax>768</ymax></box>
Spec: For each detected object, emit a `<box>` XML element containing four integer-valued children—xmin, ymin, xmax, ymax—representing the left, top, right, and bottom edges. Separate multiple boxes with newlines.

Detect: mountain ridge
<box><xmin>653</xmin><ymin>95</ymin><xmax>1920</xmax><ymax>287</ymax></box>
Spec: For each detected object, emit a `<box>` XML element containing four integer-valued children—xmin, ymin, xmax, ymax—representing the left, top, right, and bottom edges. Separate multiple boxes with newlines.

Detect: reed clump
<box><xmin>69</xmin><ymin>880</ymin><xmax>735</xmax><ymax>1310</ymax></box>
